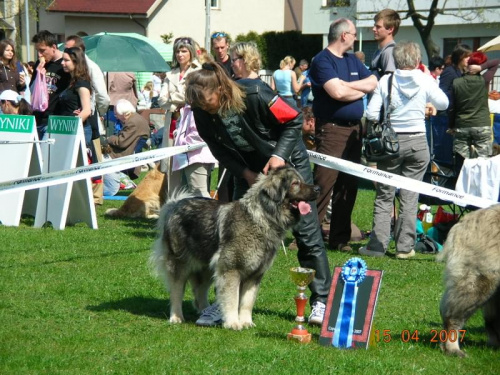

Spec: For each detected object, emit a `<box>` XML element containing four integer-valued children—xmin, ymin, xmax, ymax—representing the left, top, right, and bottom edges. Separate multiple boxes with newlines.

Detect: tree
<box><xmin>405</xmin><ymin>0</ymin><xmax>492</xmax><ymax>58</ymax></box>
<box><xmin>406</xmin><ymin>0</ymin><xmax>441</xmax><ymax>58</ymax></box>
<box><xmin>160</xmin><ymin>33</ymin><xmax>174</xmax><ymax>45</ymax></box>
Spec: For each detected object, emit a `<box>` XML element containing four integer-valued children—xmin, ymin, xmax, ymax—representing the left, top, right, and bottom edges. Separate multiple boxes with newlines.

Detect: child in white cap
<box><xmin>0</xmin><ymin>89</ymin><xmax>32</xmax><ymax>115</ymax></box>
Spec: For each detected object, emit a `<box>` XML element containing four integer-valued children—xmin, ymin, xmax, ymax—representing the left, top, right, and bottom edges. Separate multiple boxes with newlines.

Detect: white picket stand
<box><xmin>34</xmin><ymin>116</ymin><xmax>97</xmax><ymax>230</ymax></box>
<box><xmin>0</xmin><ymin>114</ymin><xmax>42</xmax><ymax>226</ymax></box>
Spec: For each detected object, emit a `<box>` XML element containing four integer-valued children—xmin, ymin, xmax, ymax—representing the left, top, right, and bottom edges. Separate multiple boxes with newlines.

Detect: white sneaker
<box><xmin>395</xmin><ymin>249</ymin><xmax>416</xmax><ymax>259</ymax></box>
<box><xmin>308</xmin><ymin>301</ymin><xmax>326</xmax><ymax>326</ymax></box>
<box><xmin>196</xmin><ymin>303</ymin><xmax>223</xmax><ymax>326</ymax></box>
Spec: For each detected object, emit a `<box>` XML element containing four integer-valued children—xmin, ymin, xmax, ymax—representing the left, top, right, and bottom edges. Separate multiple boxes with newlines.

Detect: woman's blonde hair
<box><xmin>229</xmin><ymin>42</ymin><xmax>261</xmax><ymax>73</ymax></box>
<box><xmin>185</xmin><ymin>61</ymin><xmax>246</xmax><ymax>116</ymax></box>
<box><xmin>142</xmin><ymin>81</ymin><xmax>154</xmax><ymax>98</ymax></box>
<box><xmin>280</xmin><ymin>56</ymin><xmax>296</xmax><ymax>69</ymax></box>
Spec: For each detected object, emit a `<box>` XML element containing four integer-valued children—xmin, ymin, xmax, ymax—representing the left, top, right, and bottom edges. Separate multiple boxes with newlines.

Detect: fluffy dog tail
<box><xmin>149</xmin><ymin>189</ymin><xmax>198</xmax><ymax>279</ymax></box>
<box><xmin>104</xmin><ymin>207</ymin><xmax>123</xmax><ymax>217</ymax></box>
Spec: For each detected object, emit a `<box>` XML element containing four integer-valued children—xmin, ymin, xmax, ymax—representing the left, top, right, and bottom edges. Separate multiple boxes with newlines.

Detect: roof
<box><xmin>47</xmin><ymin>0</ymin><xmax>159</xmax><ymax>16</ymax></box>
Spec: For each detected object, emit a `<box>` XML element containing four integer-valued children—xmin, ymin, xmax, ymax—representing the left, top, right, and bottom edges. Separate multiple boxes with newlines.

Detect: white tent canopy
<box><xmin>478</xmin><ymin>35</ymin><xmax>500</xmax><ymax>52</ymax></box>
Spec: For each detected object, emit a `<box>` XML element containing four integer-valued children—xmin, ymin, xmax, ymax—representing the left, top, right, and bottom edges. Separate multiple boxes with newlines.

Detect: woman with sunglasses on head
<box><xmin>158</xmin><ymin>36</ymin><xmax>216</xmax><ymax>198</ymax></box>
<box><xmin>0</xmin><ymin>39</ymin><xmax>26</xmax><ymax>94</ymax></box>
<box><xmin>0</xmin><ymin>89</ymin><xmax>32</xmax><ymax>115</ymax></box>
<box><xmin>184</xmin><ymin>44</ymin><xmax>332</xmax><ymax>327</ymax></box>
<box><xmin>56</xmin><ymin>47</ymin><xmax>93</xmax><ymax>144</ymax></box>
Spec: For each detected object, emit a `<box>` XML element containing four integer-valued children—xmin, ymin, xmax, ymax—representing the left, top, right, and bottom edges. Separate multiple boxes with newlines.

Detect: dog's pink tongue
<box><xmin>298</xmin><ymin>201</ymin><xmax>311</xmax><ymax>215</ymax></box>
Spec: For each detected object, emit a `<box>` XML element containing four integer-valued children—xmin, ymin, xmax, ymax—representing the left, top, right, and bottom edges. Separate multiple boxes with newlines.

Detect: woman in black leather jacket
<box><xmin>185</xmin><ymin>45</ymin><xmax>331</xmax><ymax>327</ymax></box>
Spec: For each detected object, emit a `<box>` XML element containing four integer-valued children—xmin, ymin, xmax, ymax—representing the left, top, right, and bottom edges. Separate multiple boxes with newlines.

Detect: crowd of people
<box><xmin>1</xmin><ymin>8</ymin><xmax>499</xmax><ymax>327</ymax></box>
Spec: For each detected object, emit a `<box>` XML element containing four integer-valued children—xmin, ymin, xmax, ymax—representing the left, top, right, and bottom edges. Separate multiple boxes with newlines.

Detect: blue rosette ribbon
<box><xmin>332</xmin><ymin>257</ymin><xmax>367</xmax><ymax>348</ymax></box>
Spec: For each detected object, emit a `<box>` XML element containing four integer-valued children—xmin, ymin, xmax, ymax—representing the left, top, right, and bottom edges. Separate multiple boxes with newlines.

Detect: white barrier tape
<box><xmin>0</xmin><ymin>141</ymin><xmax>495</xmax><ymax>209</ymax></box>
<box><xmin>0</xmin><ymin>138</ymin><xmax>56</xmax><ymax>145</ymax></box>
<box><xmin>0</xmin><ymin>143</ymin><xmax>205</xmax><ymax>195</ymax></box>
<box><xmin>307</xmin><ymin>150</ymin><xmax>497</xmax><ymax>209</ymax></box>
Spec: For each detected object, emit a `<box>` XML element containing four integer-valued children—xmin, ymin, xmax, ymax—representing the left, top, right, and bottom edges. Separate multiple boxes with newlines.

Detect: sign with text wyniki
<box><xmin>0</xmin><ymin>114</ymin><xmax>35</xmax><ymax>133</ymax></box>
<box><xmin>35</xmin><ymin>116</ymin><xmax>97</xmax><ymax>230</ymax></box>
<box><xmin>47</xmin><ymin>116</ymin><xmax>80</xmax><ymax>135</ymax></box>
<box><xmin>0</xmin><ymin>114</ymin><xmax>42</xmax><ymax>226</ymax></box>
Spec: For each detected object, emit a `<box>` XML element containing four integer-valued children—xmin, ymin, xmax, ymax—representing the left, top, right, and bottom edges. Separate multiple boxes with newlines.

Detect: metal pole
<box><xmin>25</xmin><ymin>0</ymin><xmax>31</xmax><ymax>61</ymax></box>
<box><xmin>205</xmin><ymin>0</ymin><xmax>211</xmax><ymax>50</ymax></box>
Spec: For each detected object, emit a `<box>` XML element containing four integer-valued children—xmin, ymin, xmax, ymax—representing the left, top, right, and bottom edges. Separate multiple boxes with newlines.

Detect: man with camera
<box><xmin>309</xmin><ymin>18</ymin><xmax>377</xmax><ymax>252</ymax></box>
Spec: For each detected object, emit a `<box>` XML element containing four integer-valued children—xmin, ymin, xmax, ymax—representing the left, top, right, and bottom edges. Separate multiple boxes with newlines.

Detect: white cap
<box><xmin>0</xmin><ymin>90</ymin><xmax>22</xmax><ymax>104</ymax></box>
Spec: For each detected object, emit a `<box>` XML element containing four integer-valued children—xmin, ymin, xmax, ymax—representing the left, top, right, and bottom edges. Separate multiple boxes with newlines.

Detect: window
<box><xmin>204</xmin><ymin>0</ymin><xmax>219</xmax><ymax>9</ymax></box>
<box><xmin>443</xmin><ymin>37</ymin><xmax>482</xmax><ymax>58</ymax></box>
<box><xmin>357</xmin><ymin>41</ymin><xmax>378</xmax><ymax>66</ymax></box>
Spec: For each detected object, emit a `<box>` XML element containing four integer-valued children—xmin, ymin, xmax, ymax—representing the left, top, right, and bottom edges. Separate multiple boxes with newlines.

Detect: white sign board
<box><xmin>35</xmin><ymin>116</ymin><xmax>97</xmax><ymax>230</ymax></box>
<box><xmin>0</xmin><ymin>114</ymin><xmax>42</xmax><ymax>226</ymax></box>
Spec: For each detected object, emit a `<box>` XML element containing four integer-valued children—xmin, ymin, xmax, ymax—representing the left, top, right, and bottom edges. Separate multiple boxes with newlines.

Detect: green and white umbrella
<box><xmin>82</xmin><ymin>33</ymin><xmax>170</xmax><ymax>72</ymax></box>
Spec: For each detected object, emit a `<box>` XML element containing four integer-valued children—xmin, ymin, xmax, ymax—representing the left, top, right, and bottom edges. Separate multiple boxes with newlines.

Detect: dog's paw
<box><xmin>169</xmin><ymin>315</ymin><xmax>184</xmax><ymax>324</ymax></box>
<box><xmin>240</xmin><ymin>320</ymin><xmax>256</xmax><ymax>329</ymax></box>
<box><xmin>440</xmin><ymin>342</ymin><xmax>467</xmax><ymax>357</ymax></box>
<box><xmin>223</xmin><ymin>320</ymin><xmax>243</xmax><ymax>330</ymax></box>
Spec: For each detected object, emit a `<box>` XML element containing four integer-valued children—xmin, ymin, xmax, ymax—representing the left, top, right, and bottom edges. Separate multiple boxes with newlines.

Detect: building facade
<box><xmin>302</xmin><ymin>0</ymin><xmax>500</xmax><ymax>64</ymax></box>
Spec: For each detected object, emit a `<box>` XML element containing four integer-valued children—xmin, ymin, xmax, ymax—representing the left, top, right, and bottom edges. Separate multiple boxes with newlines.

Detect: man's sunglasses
<box><xmin>211</xmin><ymin>32</ymin><xmax>227</xmax><ymax>39</ymax></box>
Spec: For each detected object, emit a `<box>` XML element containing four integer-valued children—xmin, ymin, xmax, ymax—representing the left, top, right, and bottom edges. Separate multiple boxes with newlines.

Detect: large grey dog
<box><xmin>151</xmin><ymin>166</ymin><xmax>320</xmax><ymax>330</ymax></box>
<box><xmin>439</xmin><ymin>203</ymin><xmax>500</xmax><ymax>357</ymax></box>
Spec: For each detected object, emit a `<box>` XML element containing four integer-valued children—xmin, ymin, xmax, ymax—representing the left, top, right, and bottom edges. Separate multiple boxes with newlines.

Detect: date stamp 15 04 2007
<box><xmin>373</xmin><ymin>329</ymin><xmax>467</xmax><ymax>343</ymax></box>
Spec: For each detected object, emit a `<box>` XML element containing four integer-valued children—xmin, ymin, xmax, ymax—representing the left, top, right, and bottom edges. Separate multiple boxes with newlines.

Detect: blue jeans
<box><xmin>83</xmin><ymin>124</ymin><xmax>92</xmax><ymax>146</ymax></box>
<box><xmin>430</xmin><ymin>115</ymin><xmax>454</xmax><ymax>165</ymax></box>
<box><xmin>37</xmin><ymin>124</ymin><xmax>47</xmax><ymax>141</ymax></box>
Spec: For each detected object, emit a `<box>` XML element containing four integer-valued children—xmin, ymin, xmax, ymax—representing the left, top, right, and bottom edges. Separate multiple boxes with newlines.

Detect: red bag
<box><xmin>433</xmin><ymin>206</ymin><xmax>459</xmax><ymax>225</ymax></box>
<box><xmin>31</xmin><ymin>70</ymin><xmax>49</xmax><ymax>112</ymax></box>
<box><xmin>268</xmin><ymin>95</ymin><xmax>299</xmax><ymax>124</ymax></box>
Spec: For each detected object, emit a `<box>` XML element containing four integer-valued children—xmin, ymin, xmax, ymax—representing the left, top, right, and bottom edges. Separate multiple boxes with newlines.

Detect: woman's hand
<box><xmin>262</xmin><ymin>156</ymin><xmax>286</xmax><ymax>175</ymax></box>
<box><xmin>468</xmin><ymin>64</ymin><xmax>481</xmax><ymax>74</ymax></box>
<box><xmin>425</xmin><ymin>103</ymin><xmax>437</xmax><ymax>119</ymax></box>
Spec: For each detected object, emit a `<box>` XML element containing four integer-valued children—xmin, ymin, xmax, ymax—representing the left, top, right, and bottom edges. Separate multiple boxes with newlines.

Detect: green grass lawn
<box><xmin>0</xmin><ymin>180</ymin><xmax>497</xmax><ymax>374</ymax></box>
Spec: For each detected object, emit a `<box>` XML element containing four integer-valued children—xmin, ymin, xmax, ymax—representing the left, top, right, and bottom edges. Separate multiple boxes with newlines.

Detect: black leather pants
<box><xmin>290</xmin><ymin>142</ymin><xmax>332</xmax><ymax>305</ymax></box>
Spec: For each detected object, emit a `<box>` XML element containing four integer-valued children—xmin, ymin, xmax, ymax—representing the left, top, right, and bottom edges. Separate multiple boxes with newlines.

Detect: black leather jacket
<box><xmin>193</xmin><ymin>78</ymin><xmax>303</xmax><ymax>178</ymax></box>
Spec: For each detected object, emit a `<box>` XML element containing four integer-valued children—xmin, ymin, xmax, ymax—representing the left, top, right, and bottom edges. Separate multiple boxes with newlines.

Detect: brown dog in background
<box><xmin>105</xmin><ymin>165</ymin><xmax>167</xmax><ymax>219</ymax></box>
<box><xmin>438</xmin><ymin>204</ymin><xmax>500</xmax><ymax>357</ymax></box>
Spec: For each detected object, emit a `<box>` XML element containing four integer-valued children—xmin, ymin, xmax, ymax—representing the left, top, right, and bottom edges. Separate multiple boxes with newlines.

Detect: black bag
<box><xmin>363</xmin><ymin>74</ymin><xmax>400</xmax><ymax>162</ymax></box>
<box><xmin>415</xmin><ymin>234</ymin><xmax>440</xmax><ymax>254</ymax></box>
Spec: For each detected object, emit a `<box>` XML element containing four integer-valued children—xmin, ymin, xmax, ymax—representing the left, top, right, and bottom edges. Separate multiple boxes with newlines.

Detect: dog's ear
<box><xmin>259</xmin><ymin>169</ymin><xmax>288</xmax><ymax>203</ymax></box>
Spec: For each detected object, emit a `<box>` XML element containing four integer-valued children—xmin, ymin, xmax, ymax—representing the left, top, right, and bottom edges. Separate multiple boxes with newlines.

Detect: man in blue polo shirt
<box><xmin>310</xmin><ymin>18</ymin><xmax>377</xmax><ymax>252</ymax></box>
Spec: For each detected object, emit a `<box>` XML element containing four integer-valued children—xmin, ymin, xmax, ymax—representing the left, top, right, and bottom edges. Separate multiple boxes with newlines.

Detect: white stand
<box><xmin>0</xmin><ymin>115</ymin><xmax>42</xmax><ymax>226</ymax></box>
<box><xmin>35</xmin><ymin>116</ymin><xmax>98</xmax><ymax>230</ymax></box>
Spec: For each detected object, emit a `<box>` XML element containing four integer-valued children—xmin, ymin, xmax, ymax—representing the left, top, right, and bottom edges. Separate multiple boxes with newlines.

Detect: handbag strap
<box><xmin>384</xmin><ymin>73</ymin><xmax>394</xmax><ymax>125</ymax></box>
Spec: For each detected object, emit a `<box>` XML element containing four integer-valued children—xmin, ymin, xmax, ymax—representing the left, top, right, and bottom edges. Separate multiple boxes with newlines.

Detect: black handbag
<box><xmin>363</xmin><ymin>74</ymin><xmax>400</xmax><ymax>162</ymax></box>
